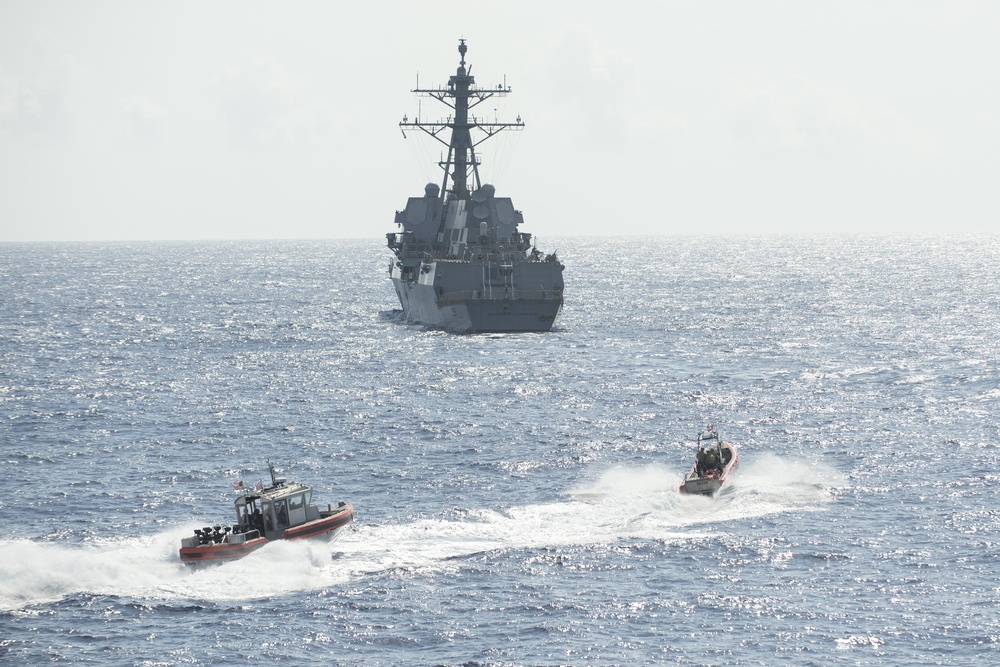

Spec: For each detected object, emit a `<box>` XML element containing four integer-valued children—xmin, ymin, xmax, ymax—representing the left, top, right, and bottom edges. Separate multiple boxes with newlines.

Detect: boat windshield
<box><xmin>234</xmin><ymin>495</ymin><xmax>261</xmax><ymax>531</ymax></box>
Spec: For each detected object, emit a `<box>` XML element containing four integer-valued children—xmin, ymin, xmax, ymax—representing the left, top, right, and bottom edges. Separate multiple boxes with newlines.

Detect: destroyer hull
<box><xmin>392</xmin><ymin>277</ymin><xmax>561</xmax><ymax>333</ymax></box>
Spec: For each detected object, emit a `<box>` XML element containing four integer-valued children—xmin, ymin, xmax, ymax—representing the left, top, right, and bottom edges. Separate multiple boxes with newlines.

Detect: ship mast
<box><xmin>400</xmin><ymin>39</ymin><xmax>524</xmax><ymax>203</ymax></box>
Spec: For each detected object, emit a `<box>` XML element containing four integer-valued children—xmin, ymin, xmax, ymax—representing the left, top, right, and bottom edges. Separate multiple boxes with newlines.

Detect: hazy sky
<box><xmin>1</xmin><ymin>0</ymin><xmax>997</xmax><ymax>241</ymax></box>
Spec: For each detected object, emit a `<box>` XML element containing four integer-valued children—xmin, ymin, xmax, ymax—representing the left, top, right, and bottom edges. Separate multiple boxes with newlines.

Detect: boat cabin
<box><xmin>235</xmin><ymin>479</ymin><xmax>325</xmax><ymax>541</ymax></box>
<box><xmin>179</xmin><ymin>462</ymin><xmax>355</xmax><ymax>563</ymax></box>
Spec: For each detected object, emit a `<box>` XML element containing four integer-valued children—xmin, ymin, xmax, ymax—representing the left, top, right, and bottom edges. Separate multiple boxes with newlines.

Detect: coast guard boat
<box><xmin>387</xmin><ymin>39</ymin><xmax>564</xmax><ymax>333</ymax></box>
<box><xmin>179</xmin><ymin>463</ymin><xmax>354</xmax><ymax>564</ymax></box>
<box><xmin>679</xmin><ymin>426</ymin><xmax>739</xmax><ymax>495</ymax></box>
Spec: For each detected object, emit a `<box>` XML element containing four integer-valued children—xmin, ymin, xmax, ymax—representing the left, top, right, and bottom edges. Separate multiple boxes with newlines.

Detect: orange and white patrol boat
<box><xmin>179</xmin><ymin>463</ymin><xmax>354</xmax><ymax>564</ymax></box>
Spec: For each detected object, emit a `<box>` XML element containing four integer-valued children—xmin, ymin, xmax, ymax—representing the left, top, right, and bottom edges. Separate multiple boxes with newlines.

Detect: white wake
<box><xmin>1</xmin><ymin>456</ymin><xmax>842</xmax><ymax>610</ymax></box>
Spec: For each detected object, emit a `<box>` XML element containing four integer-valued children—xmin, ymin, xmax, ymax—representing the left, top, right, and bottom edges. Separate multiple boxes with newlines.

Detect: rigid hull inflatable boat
<box><xmin>679</xmin><ymin>426</ymin><xmax>739</xmax><ymax>496</ymax></box>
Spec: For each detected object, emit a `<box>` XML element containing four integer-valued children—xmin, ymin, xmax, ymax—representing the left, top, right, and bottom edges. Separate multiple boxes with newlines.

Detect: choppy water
<box><xmin>1</xmin><ymin>236</ymin><xmax>998</xmax><ymax>666</ymax></box>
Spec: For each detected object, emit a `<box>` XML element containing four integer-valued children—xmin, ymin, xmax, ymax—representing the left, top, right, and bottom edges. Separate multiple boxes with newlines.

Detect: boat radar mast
<box><xmin>399</xmin><ymin>39</ymin><xmax>524</xmax><ymax>202</ymax></box>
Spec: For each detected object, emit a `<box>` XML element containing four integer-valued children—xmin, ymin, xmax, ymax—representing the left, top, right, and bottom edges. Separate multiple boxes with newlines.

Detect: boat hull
<box><xmin>281</xmin><ymin>506</ymin><xmax>355</xmax><ymax>541</ymax></box>
<box><xmin>680</xmin><ymin>473</ymin><xmax>726</xmax><ymax>496</ymax></box>
<box><xmin>179</xmin><ymin>504</ymin><xmax>354</xmax><ymax>564</ymax></box>
<box><xmin>178</xmin><ymin>535</ymin><xmax>268</xmax><ymax>564</ymax></box>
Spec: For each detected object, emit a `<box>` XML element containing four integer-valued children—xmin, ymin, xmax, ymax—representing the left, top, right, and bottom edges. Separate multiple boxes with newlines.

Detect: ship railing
<box><xmin>393</xmin><ymin>246</ymin><xmax>441</xmax><ymax>259</ymax></box>
<box><xmin>458</xmin><ymin>243</ymin><xmax>554</xmax><ymax>262</ymax></box>
<box><xmin>437</xmin><ymin>289</ymin><xmax>563</xmax><ymax>306</ymax></box>
<box><xmin>387</xmin><ymin>233</ymin><xmax>541</xmax><ymax>263</ymax></box>
<box><xmin>386</xmin><ymin>235</ymin><xmax>443</xmax><ymax>256</ymax></box>
<box><xmin>471</xmin><ymin>232</ymin><xmax>536</xmax><ymax>254</ymax></box>
<box><xmin>395</xmin><ymin>248</ymin><xmax>538</xmax><ymax>264</ymax></box>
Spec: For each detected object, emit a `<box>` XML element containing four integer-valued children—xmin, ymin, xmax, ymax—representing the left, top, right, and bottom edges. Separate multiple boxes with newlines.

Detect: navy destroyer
<box><xmin>387</xmin><ymin>40</ymin><xmax>564</xmax><ymax>333</ymax></box>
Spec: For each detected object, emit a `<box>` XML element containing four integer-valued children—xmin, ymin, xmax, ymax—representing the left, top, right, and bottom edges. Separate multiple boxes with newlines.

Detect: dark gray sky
<box><xmin>1</xmin><ymin>0</ymin><xmax>997</xmax><ymax>241</ymax></box>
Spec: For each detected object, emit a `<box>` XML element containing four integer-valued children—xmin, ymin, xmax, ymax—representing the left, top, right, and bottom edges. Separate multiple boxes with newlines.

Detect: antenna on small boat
<box><xmin>267</xmin><ymin>460</ymin><xmax>285</xmax><ymax>487</ymax></box>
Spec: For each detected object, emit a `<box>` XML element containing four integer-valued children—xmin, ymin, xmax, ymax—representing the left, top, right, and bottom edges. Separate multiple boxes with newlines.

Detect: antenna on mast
<box><xmin>398</xmin><ymin>39</ymin><xmax>525</xmax><ymax>202</ymax></box>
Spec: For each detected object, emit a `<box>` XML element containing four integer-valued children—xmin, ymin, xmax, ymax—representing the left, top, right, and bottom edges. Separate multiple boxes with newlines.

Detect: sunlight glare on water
<box><xmin>1</xmin><ymin>236</ymin><xmax>998</xmax><ymax>665</ymax></box>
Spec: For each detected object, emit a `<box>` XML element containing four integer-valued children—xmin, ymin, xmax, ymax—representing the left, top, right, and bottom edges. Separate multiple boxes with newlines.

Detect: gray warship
<box><xmin>387</xmin><ymin>39</ymin><xmax>564</xmax><ymax>333</ymax></box>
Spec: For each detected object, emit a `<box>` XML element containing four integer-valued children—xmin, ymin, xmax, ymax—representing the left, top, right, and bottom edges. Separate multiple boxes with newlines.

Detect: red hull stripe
<box><xmin>179</xmin><ymin>538</ymin><xmax>268</xmax><ymax>562</ymax></box>
<box><xmin>282</xmin><ymin>508</ymin><xmax>354</xmax><ymax>541</ymax></box>
<box><xmin>179</xmin><ymin>505</ymin><xmax>355</xmax><ymax>563</ymax></box>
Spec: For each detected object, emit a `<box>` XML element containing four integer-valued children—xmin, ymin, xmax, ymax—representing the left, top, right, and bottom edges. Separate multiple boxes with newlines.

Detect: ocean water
<box><xmin>1</xmin><ymin>235</ymin><xmax>998</xmax><ymax>666</ymax></box>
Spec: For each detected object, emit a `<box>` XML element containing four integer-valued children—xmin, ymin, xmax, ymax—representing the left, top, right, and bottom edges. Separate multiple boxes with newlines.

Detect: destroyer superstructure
<box><xmin>387</xmin><ymin>39</ymin><xmax>564</xmax><ymax>333</ymax></box>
